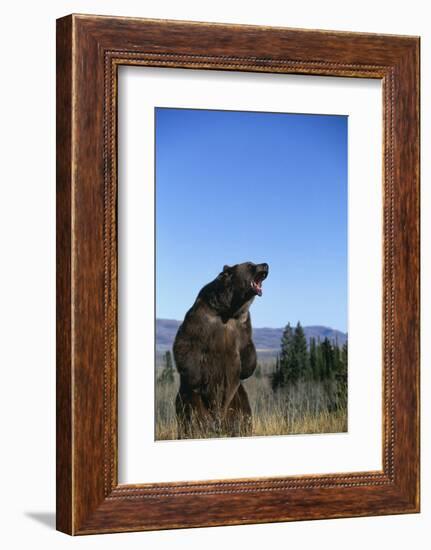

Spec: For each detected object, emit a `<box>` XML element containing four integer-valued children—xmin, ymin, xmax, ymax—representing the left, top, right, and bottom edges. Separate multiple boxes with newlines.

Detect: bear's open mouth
<box><xmin>251</xmin><ymin>272</ymin><xmax>267</xmax><ymax>296</ymax></box>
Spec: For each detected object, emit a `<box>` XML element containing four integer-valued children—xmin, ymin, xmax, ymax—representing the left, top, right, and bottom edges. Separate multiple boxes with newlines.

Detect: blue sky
<box><xmin>155</xmin><ymin>108</ymin><xmax>347</xmax><ymax>332</ymax></box>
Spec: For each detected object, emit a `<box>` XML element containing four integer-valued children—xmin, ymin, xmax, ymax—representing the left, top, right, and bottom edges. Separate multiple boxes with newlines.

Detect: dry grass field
<box><xmin>155</xmin><ymin>369</ymin><xmax>347</xmax><ymax>441</ymax></box>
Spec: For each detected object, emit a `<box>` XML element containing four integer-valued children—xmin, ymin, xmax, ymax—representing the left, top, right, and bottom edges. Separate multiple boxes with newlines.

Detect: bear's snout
<box><xmin>251</xmin><ymin>262</ymin><xmax>269</xmax><ymax>296</ymax></box>
<box><xmin>258</xmin><ymin>262</ymin><xmax>269</xmax><ymax>275</ymax></box>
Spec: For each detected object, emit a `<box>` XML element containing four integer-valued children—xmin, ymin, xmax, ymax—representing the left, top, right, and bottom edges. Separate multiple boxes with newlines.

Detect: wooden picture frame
<box><xmin>56</xmin><ymin>14</ymin><xmax>420</xmax><ymax>535</ymax></box>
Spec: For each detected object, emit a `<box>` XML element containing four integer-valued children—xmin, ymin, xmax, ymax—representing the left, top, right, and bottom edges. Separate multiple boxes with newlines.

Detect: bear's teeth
<box><xmin>251</xmin><ymin>280</ymin><xmax>263</xmax><ymax>295</ymax></box>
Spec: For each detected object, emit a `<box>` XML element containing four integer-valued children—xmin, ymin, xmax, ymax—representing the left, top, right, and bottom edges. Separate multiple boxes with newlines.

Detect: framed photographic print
<box><xmin>56</xmin><ymin>14</ymin><xmax>420</xmax><ymax>535</ymax></box>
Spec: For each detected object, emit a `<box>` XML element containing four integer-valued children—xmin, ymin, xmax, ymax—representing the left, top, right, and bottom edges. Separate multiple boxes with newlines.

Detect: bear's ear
<box><xmin>218</xmin><ymin>264</ymin><xmax>232</xmax><ymax>281</ymax></box>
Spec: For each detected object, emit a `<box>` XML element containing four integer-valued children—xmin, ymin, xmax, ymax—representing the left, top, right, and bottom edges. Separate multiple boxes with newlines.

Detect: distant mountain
<box><xmin>156</xmin><ymin>318</ymin><xmax>347</xmax><ymax>355</ymax></box>
<box><xmin>250</xmin><ymin>325</ymin><xmax>347</xmax><ymax>350</ymax></box>
<box><xmin>156</xmin><ymin>319</ymin><xmax>183</xmax><ymax>349</ymax></box>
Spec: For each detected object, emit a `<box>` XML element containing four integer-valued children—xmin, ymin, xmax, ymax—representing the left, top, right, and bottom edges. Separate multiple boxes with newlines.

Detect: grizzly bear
<box><xmin>173</xmin><ymin>261</ymin><xmax>269</xmax><ymax>438</ymax></box>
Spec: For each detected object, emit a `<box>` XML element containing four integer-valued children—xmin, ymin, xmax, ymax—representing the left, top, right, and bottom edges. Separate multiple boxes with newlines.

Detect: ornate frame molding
<box><xmin>57</xmin><ymin>15</ymin><xmax>419</xmax><ymax>534</ymax></box>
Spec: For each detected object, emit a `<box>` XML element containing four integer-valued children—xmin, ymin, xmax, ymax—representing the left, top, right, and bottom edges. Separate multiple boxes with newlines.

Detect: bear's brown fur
<box><xmin>173</xmin><ymin>261</ymin><xmax>268</xmax><ymax>438</ymax></box>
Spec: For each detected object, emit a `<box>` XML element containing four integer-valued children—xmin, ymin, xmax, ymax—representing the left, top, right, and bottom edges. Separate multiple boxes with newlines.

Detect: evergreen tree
<box><xmin>159</xmin><ymin>350</ymin><xmax>175</xmax><ymax>384</ymax></box>
<box><xmin>341</xmin><ymin>342</ymin><xmax>348</xmax><ymax>378</ymax></box>
<box><xmin>333</xmin><ymin>341</ymin><xmax>341</xmax><ymax>374</ymax></box>
<box><xmin>273</xmin><ymin>322</ymin><xmax>309</xmax><ymax>388</ymax></box>
<box><xmin>320</xmin><ymin>337</ymin><xmax>334</xmax><ymax>379</ymax></box>
<box><xmin>293</xmin><ymin>322</ymin><xmax>308</xmax><ymax>379</ymax></box>
<box><xmin>339</xmin><ymin>341</ymin><xmax>348</xmax><ymax>384</ymax></box>
<box><xmin>279</xmin><ymin>323</ymin><xmax>295</xmax><ymax>385</ymax></box>
<box><xmin>315</xmin><ymin>337</ymin><xmax>324</xmax><ymax>380</ymax></box>
<box><xmin>309</xmin><ymin>337</ymin><xmax>318</xmax><ymax>380</ymax></box>
<box><xmin>280</xmin><ymin>323</ymin><xmax>294</xmax><ymax>365</ymax></box>
<box><xmin>333</xmin><ymin>341</ymin><xmax>348</xmax><ymax>410</ymax></box>
<box><xmin>271</xmin><ymin>322</ymin><xmax>349</xmax><ymax>400</ymax></box>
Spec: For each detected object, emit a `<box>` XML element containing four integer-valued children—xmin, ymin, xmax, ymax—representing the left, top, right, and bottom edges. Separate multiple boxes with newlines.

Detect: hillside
<box><xmin>156</xmin><ymin>318</ymin><xmax>347</xmax><ymax>357</ymax></box>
